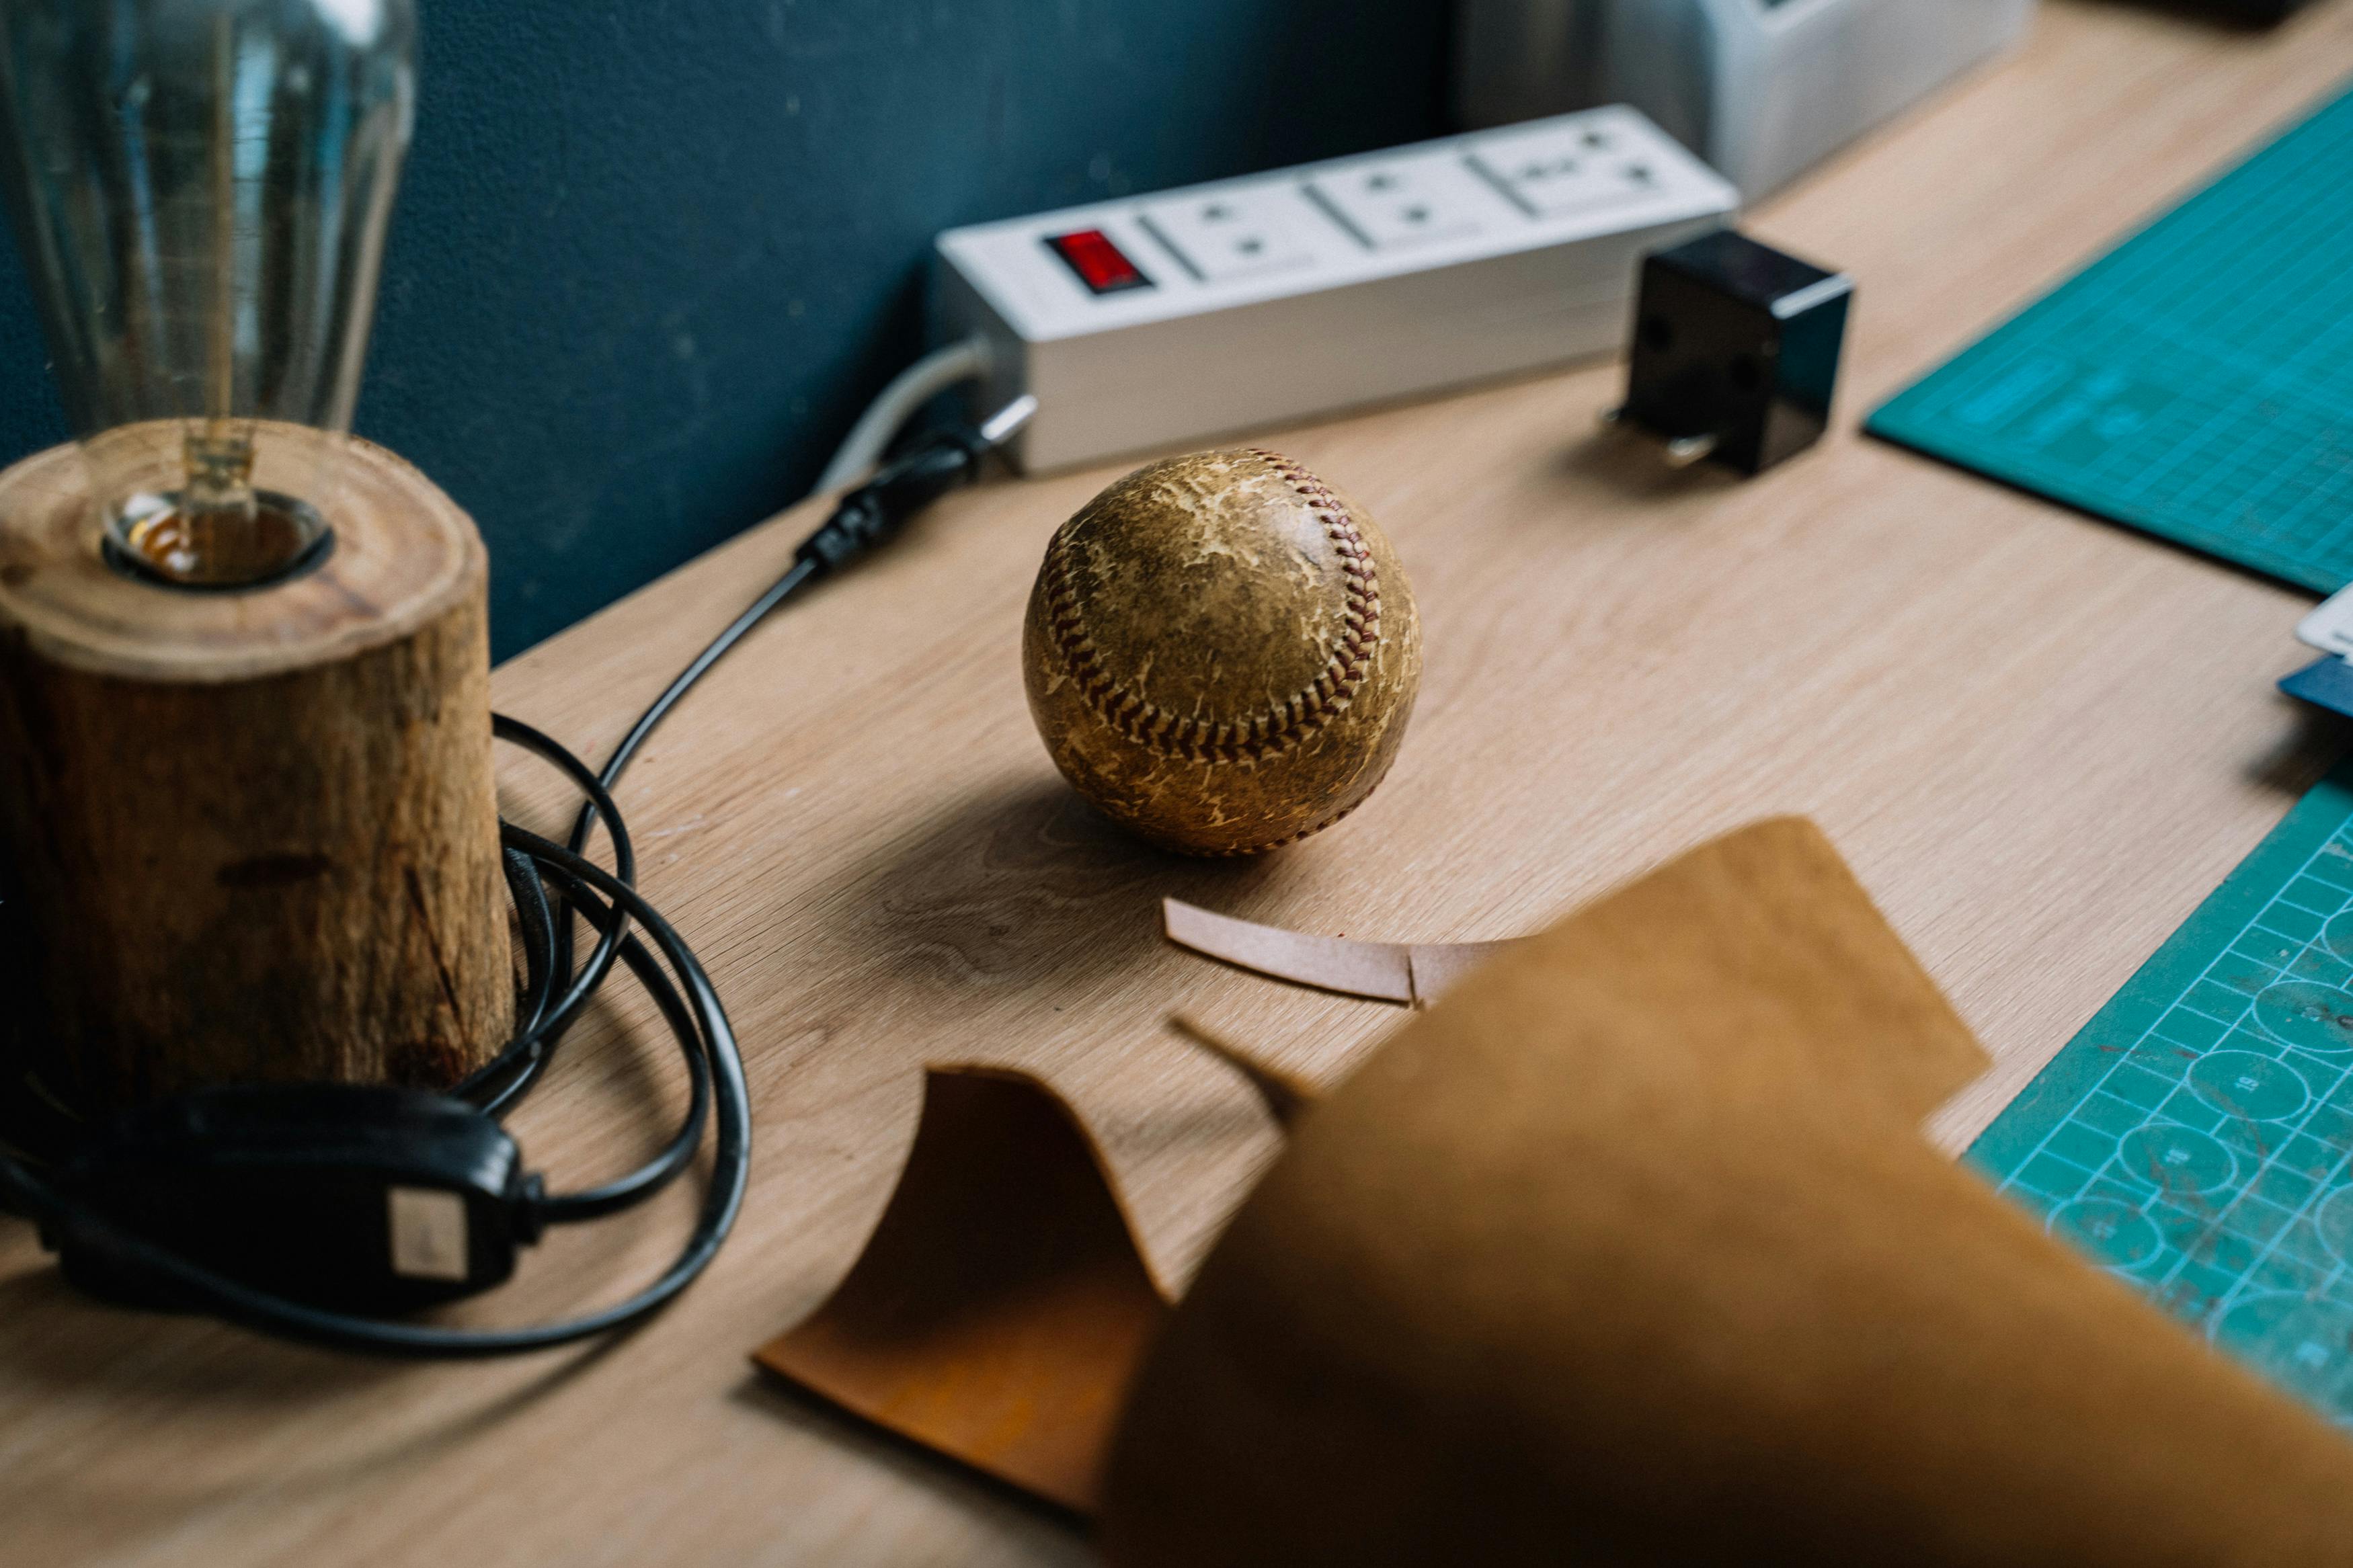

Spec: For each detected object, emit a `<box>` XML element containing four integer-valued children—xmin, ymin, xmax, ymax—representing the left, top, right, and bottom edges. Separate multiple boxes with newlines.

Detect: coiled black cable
<box><xmin>0</xmin><ymin>722</ymin><xmax>746</xmax><ymax>1357</ymax></box>
<box><xmin>0</xmin><ymin>400</ymin><xmax>1029</xmax><ymax>1357</ymax></box>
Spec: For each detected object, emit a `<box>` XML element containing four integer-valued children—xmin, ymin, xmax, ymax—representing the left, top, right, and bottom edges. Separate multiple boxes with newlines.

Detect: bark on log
<box><xmin>0</xmin><ymin>425</ymin><xmax>512</xmax><ymax>1110</ymax></box>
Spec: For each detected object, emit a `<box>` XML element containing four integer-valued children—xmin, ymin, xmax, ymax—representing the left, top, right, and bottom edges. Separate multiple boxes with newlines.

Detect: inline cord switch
<box><xmin>797</xmin><ymin>393</ymin><xmax>1037</xmax><ymax>575</ymax></box>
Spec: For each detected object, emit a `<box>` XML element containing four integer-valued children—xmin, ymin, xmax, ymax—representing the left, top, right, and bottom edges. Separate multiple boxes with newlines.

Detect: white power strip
<box><xmin>934</xmin><ymin>106</ymin><xmax>1737</xmax><ymax>474</ymax></box>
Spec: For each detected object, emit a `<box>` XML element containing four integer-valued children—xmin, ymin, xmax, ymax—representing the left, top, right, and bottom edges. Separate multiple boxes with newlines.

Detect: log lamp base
<box><xmin>0</xmin><ymin>425</ymin><xmax>512</xmax><ymax>1110</ymax></box>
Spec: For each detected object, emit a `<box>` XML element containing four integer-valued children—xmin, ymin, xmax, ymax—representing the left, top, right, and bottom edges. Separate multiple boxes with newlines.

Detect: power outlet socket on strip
<box><xmin>934</xmin><ymin>105</ymin><xmax>1737</xmax><ymax>474</ymax></box>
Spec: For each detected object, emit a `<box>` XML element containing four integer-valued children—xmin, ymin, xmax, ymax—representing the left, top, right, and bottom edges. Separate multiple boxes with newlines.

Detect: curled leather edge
<box><xmin>752</xmin><ymin>1065</ymin><xmax>1170</xmax><ymax>1516</ymax></box>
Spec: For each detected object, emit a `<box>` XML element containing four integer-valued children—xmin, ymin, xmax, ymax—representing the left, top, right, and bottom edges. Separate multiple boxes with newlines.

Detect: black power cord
<box><xmin>0</xmin><ymin>397</ymin><xmax>1033</xmax><ymax>1357</ymax></box>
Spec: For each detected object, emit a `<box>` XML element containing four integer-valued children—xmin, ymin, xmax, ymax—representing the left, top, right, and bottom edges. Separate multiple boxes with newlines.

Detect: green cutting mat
<box><xmin>1971</xmin><ymin>766</ymin><xmax>2353</xmax><ymax>1423</ymax></box>
<box><xmin>1869</xmin><ymin>80</ymin><xmax>2353</xmax><ymax>593</ymax></box>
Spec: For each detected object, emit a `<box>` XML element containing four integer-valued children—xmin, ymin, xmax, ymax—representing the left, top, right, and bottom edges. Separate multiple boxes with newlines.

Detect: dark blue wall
<box><xmin>0</xmin><ymin>1</ymin><xmax>1452</xmax><ymax>659</ymax></box>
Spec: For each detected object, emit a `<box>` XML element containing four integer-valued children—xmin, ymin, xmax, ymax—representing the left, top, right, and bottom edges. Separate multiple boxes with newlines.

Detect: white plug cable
<box><xmin>813</xmin><ymin>334</ymin><xmax>992</xmax><ymax>495</ymax></box>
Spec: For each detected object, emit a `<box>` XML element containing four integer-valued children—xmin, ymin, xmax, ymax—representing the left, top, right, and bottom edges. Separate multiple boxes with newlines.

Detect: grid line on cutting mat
<box><xmin>1971</xmin><ymin>766</ymin><xmax>2353</xmax><ymax>1423</ymax></box>
<box><xmin>1870</xmin><ymin>79</ymin><xmax>2353</xmax><ymax>593</ymax></box>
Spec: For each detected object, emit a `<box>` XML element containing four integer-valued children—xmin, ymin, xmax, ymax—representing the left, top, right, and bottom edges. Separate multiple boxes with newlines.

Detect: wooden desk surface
<box><xmin>9</xmin><ymin>5</ymin><xmax>2353</xmax><ymax>1562</ymax></box>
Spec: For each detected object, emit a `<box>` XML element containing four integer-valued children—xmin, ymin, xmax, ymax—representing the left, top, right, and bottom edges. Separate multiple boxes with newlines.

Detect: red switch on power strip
<box><xmin>1044</xmin><ymin>229</ymin><xmax>1153</xmax><ymax>295</ymax></box>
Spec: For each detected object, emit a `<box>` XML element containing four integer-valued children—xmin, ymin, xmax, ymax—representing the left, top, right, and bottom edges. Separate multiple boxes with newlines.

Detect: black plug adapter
<box><xmin>796</xmin><ymin>428</ymin><xmax>989</xmax><ymax>573</ymax></box>
<box><xmin>1619</xmin><ymin>228</ymin><xmax>1852</xmax><ymax>475</ymax></box>
<box><xmin>46</xmin><ymin>1084</ymin><xmax>543</xmax><ymax>1315</ymax></box>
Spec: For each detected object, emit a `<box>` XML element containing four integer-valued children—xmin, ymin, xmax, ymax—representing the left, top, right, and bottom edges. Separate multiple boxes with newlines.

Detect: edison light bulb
<box><xmin>0</xmin><ymin>0</ymin><xmax>413</xmax><ymax>587</ymax></box>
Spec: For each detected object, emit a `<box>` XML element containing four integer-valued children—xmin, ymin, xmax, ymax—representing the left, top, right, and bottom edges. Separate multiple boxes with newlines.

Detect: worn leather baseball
<box><xmin>1023</xmin><ymin>448</ymin><xmax>1421</xmax><ymax>856</ymax></box>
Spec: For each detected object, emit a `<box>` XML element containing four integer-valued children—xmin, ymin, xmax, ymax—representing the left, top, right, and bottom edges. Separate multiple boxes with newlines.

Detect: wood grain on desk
<box><xmin>7</xmin><ymin>4</ymin><xmax>2353</xmax><ymax>1563</ymax></box>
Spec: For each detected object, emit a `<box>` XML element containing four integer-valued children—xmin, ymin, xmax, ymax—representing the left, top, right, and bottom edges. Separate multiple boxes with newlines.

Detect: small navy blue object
<box><xmin>2280</xmin><ymin>655</ymin><xmax>2353</xmax><ymax>720</ymax></box>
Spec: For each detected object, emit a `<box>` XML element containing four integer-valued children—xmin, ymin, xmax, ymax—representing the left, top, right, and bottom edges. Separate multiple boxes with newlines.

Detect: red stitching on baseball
<box><xmin>1039</xmin><ymin>450</ymin><xmax>1380</xmax><ymax>766</ymax></box>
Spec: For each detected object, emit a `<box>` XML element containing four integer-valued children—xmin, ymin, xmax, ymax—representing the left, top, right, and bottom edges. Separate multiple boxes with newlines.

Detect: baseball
<box><xmin>1022</xmin><ymin>448</ymin><xmax>1421</xmax><ymax>856</ymax></box>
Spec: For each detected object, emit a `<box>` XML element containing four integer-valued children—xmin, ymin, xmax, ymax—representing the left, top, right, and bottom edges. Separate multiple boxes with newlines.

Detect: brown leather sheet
<box><xmin>1105</xmin><ymin>819</ymin><xmax>2353</xmax><ymax>1565</ymax></box>
<box><xmin>759</xmin><ymin>820</ymin><xmax>2353</xmax><ymax>1563</ymax></box>
<box><xmin>753</xmin><ymin>1067</ymin><xmax>1167</xmax><ymax>1514</ymax></box>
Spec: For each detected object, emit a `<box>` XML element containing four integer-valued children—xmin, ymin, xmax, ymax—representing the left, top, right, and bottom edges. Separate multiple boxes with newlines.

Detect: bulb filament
<box><xmin>112</xmin><ymin>15</ymin><xmax>320</xmax><ymax>591</ymax></box>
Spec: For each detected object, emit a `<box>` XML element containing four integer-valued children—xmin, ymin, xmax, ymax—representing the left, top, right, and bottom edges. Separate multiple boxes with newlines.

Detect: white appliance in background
<box><xmin>934</xmin><ymin>106</ymin><xmax>1735</xmax><ymax>474</ymax></box>
<box><xmin>1454</xmin><ymin>0</ymin><xmax>2037</xmax><ymax>200</ymax></box>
